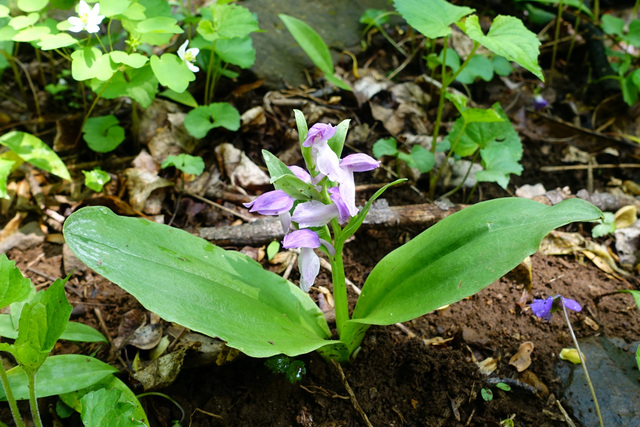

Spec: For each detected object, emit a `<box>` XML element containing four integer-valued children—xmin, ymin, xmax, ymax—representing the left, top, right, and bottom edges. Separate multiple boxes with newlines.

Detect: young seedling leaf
<box><xmin>184</xmin><ymin>103</ymin><xmax>240</xmax><ymax>138</ymax></box>
<box><xmin>476</xmin><ymin>133</ymin><xmax>523</xmax><ymax>189</ymax></box>
<box><xmin>82</xmin><ymin>115</ymin><xmax>125</xmax><ymax>153</ymax></box>
<box><xmin>9</xmin><ymin>13</ymin><xmax>39</xmax><ymax>30</ymax></box>
<box><xmin>12</xmin><ymin>25</ymin><xmax>50</xmax><ymax>42</ymax></box>
<box><xmin>455</xmin><ymin>54</ymin><xmax>494</xmax><ymax>84</ymax></box>
<box><xmin>13</xmin><ymin>276</ymin><xmax>72</xmax><ymax>374</ymax></box>
<box><xmin>0</xmin><ymin>355</ymin><xmax>118</xmax><ymax>400</ymax></box>
<box><xmin>150</xmin><ymin>53</ymin><xmax>195</xmax><ymax>93</ymax></box>
<box><xmin>279</xmin><ymin>14</ymin><xmax>351</xmax><ymax>91</ymax></box>
<box><xmin>198</xmin><ymin>3</ymin><xmax>260</xmax><ymax>41</ymax></box>
<box><xmin>601</xmin><ymin>14</ymin><xmax>625</xmax><ymax>37</ymax></box>
<box><xmin>0</xmin><ymin>131</ymin><xmax>71</xmax><ymax>181</ymax></box>
<box><xmin>63</xmin><ymin>206</ymin><xmax>337</xmax><ymax>357</ymax></box>
<box><xmin>0</xmin><ymin>254</ymin><xmax>32</xmax><ymax>309</ymax></box>
<box><xmin>446</xmin><ymin>104</ymin><xmax>513</xmax><ymax>157</ymax></box>
<box><xmin>161</xmin><ymin>154</ymin><xmax>205</xmax><ymax>176</ymax></box>
<box><xmin>406</xmin><ymin>145</ymin><xmax>435</xmax><ymax>173</ymax></box>
<box><xmin>160</xmin><ymin>89</ymin><xmax>198</xmax><ymax>108</ymax></box>
<box><xmin>266</xmin><ymin>241</ymin><xmax>280</xmax><ymax>261</ymax></box>
<box><xmin>136</xmin><ymin>17</ymin><xmax>182</xmax><ymax>34</ymax></box>
<box><xmin>372</xmin><ymin>138</ymin><xmax>398</xmax><ymax>158</ymax></box>
<box><xmin>83</xmin><ymin>168</ymin><xmax>111</xmax><ymax>192</ymax></box>
<box><xmin>349</xmin><ymin>198</ymin><xmax>602</xmax><ymax>326</ymax></box>
<box><xmin>99</xmin><ymin>0</ymin><xmax>132</xmax><ymax>17</ymax></box>
<box><xmin>60</xmin><ymin>374</ymin><xmax>148</xmax><ymax>426</ymax></box>
<box><xmin>108</xmin><ymin>51</ymin><xmax>148</xmax><ymax>68</ymax></box>
<box><xmin>80</xmin><ymin>388</ymin><xmax>145</xmax><ymax>426</ymax></box>
<box><xmin>394</xmin><ymin>0</ymin><xmax>474</xmax><ymax>39</ymax></box>
<box><xmin>458</xmin><ymin>15</ymin><xmax>544</xmax><ymax>81</ymax></box>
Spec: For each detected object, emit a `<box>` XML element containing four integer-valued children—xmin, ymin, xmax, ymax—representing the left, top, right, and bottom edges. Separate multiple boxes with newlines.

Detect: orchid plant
<box><xmin>63</xmin><ymin>111</ymin><xmax>603</xmax><ymax>364</ymax></box>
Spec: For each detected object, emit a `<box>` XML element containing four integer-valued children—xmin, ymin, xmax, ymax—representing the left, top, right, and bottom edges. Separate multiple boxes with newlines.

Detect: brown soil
<box><xmin>3</xmin><ymin>222</ymin><xmax>640</xmax><ymax>426</ymax></box>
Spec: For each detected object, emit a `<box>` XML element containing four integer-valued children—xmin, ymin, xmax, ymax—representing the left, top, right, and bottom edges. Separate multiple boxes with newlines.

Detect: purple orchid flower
<box><xmin>243</xmin><ymin>189</ymin><xmax>294</xmax><ymax>232</ymax></box>
<box><xmin>303</xmin><ymin>123</ymin><xmax>336</xmax><ymax>147</ymax></box>
<box><xmin>337</xmin><ymin>153</ymin><xmax>381</xmax><ymax>217</ymax></box>
<box><xmin>283</xmin><ymin>229</ymin><xmax>321</xmax><ymax>292</ymax></box>
<box><xmin>531</xmin><ymin>295</ymin><xmax>582</xmax><ymax>321</ymax></box>
<box><xmin>291</xmin><ymin>200</ymin><xmax>339</xmax><ymax>228</ymax></box>
<box><xmin>328</xmin><ymin>187</ymin><xmax>351</xmax><ymax>224</ymax></box>
<box><xmin>303</xmin><ymin>123</ymin><xmax>345</xmax><ymax>183</ymax></box>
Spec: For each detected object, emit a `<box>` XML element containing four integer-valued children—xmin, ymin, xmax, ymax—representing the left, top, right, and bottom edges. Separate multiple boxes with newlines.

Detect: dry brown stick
<box><xmin>93</xmin><ymin>307</ymin><xmax>128</xmax><ymax>369</ymax></box>
<box><xmin>199</xmin><ymin>201</ymin><xmax>462</xmax><ymax>246</ymax></box>
<box><xmin>186</xmin><ymin>191</ymin><xmax>254</xmax><ymax>223</ymax></box>
<box><xmin>541</xmin><ymin>163</ymin><xmax>640</xmax><ymax>172</ymax></box>
<box><xmin>332</xmin><ymin>360</ymin><xmax>373</xmax><ymax>427</ymax></box>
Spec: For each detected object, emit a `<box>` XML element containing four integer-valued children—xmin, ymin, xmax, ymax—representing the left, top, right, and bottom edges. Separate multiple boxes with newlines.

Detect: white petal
<box><xmin>90</xmin><ymin>2</ymin><xmax>101</xmax><ymax>16</ymax></box>
<box><xmin>298</xmin><ymin>247</ymin><xmax>320</xmax><ymax>292</ymax></box>
<box><xmin>186</xmin><ymin>47</ymin><xmax>199</xmax><ymax>57</ymax></box>
<box><xmin>186</xmin><ymin>62</ymin><xmax>199</xmax><ymax>73</ymax></box>
<box><xmin>177</xmin><ymin>40</ymin><xmax>188</xmax><ymax>60</ymax></box>
<box><xmin>314</xmin><ymin>143</ymin><xmax>346</xmax><ymax>183</ymax></box>
<box><xmin>78</xmin><ymin>0</ymin><xmax>90</xmax><ymax>15</ymax></box>
<box><xmin>67</xmin><ymin>17</ymin><xmax>84</xmax><ymax>32</ymax></box>
<box><xmin>85</xmin><ymin>23</ymin><xmax>100</xmax><ymax>33</ymax></box>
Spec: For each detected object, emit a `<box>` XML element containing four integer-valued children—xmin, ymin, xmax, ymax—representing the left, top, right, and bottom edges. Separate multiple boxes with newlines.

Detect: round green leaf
<box><xmin>149</xmin><ymin>53</ymin><xmax>195</xmax><ymax>93</ymax></box>
<box><xmin>372</xmin><ymin>137</ymin><xmax>398</xmax><ymax>158</ymax></box>
<box><xmin>9</xmin><ymin>13</ymin><xmax>39</xmax><ymax>30</ymax></box>
<box><xmin>0</xmin><ymin>5</ymin><xmax>11</xmax><ymax>18</ymax></box>
<box><xmin>161</xmin><ymin>154</ymin><xmax>205</xmax><ymax>176</ymax></box>
<box><xmin>108</xmin><ymin>51</ymin><xmax>148</xmax><ymax>68</ymax></box>
<box><xmin>83</xmin><ymin>168</ymin><xmax>111</xmax><ymax>192</ymax></box>
<box><xmin>17</xmin><ymin>0</ymin><xmax>48</xmax><ymax>12</ymax></box>
<box><xmin>82</xmin><ymin>115</ymin><xmax>125</xmax><ymax>153</ymax></box>
<box><xmin>184</xmin><ymin>103</ymin><xmax>240</xmax><ymax>138</ymax></box>
<box><xmin>12</xmin><ymin>25</ymin><xmax>50</xmax><ymax>42</ymax></box>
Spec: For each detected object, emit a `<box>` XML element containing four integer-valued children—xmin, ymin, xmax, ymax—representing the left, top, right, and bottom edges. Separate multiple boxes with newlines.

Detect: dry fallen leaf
<box><xmin>614</xmin><ymin>205</ymin><xmax>637</xmax><ymax>229</ymax></box>
<box><xmin>477</xmin><ymin>357</ymin><xmax>498</xmax><ymax>376</ymax></box>
<box><xmin>519</xmin><ymin>370</ymin><xmax>549</xmax><ymax>397</ymax></box>
<box><xmin>583</xmin><ymin>316</ymin><xmax>600</xmax><ymax>331</ymax></box>
<box><xmin>509</xmin><ymin>341</ymin><xmax>535</xmax><ymax>372</ymax></box>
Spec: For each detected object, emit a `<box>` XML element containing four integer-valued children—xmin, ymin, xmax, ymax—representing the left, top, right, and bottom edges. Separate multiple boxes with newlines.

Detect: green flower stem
<box><xmin>430</xmin><ymin>119</ymin><xmax>468</xmax><ymax>199</ymax></box>
<box><xmin>550</xmin><ymin>0</ymin><xmax>564</xmax><ymax>85</ymax></box>
<box><xmin>75</xmin><ymin>73</ymin><xmax>116</xmax><ymax>145</ymax></box>
<box><xmin>561</xmin><ymin>301</ymin><xmax>604</xmax><ymax>427</ymax></box>
<box><xmin>204</xmin><ymin>42</ymin><xmax>218</xmax><ymax>105</ymax></box>
<box><xmin>330</xmin><ymin>223</ymin><xmax>349</xmax><ymax>337</ymax></box>
<box><xmin>0</xmin><ymin>360</ymin><xmax>25</xmax><ymax>427</ymax></box>
<box><xmin>27</xmin><ymin>372</ymin><xmax>43</xmax><ymax>427</ymax></box>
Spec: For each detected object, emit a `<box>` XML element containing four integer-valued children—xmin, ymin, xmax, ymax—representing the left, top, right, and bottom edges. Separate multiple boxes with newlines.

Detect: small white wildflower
<box><xmin>68</xmin><ymin>0</ymin><xmax>105</xmax><ymax>34</ymax></box>
<box><xmin>177</xmin><ymin>40</ymin><xmax>199</xmax><ymax>73</ymax></box>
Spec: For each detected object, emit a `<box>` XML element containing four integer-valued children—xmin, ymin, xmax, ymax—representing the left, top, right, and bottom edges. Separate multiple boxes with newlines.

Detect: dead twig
<box><xmin>185</xmin><ymin>191</ymin><xmax>254</xmax><ymax>223</ymax></box>
<box><xmin>541</xmin><ymin>163</ymin><xmax>640</xmax><ymax>172</ymax></box>
<box><xmin>332</xmin><ymin>360</ymin><xmax>373</xmax><ymax>427</ymax></box>
<box><xmin>93</xmin><ymin>307</ymin><xmax>128</xmax><ymax>369</ymax></box>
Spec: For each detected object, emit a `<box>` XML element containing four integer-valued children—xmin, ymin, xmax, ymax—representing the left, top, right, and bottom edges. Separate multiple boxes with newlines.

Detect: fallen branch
<box><xmin>198</xmin><ymin>200</ymin><xmax>462</xmax><ymax>246</ymax></box>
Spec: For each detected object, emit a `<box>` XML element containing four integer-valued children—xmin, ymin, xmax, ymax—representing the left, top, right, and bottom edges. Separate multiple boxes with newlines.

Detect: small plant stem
<box><xmin>27</xmin><ymin>373</ymin><xmax>43</xmax><ymax>427</ymax></box>
<box><xmin>550</xmin><ymin>0</ymin><xmax>564</xmax><ymax>85</ymax></box>
<box><xmin>137</xmin><ymin>392</ymin><xmax>185</xmax><ymax>424</ymax></box>
<box><xmin>593</xmin><ymin>0</ymin><xmax>599</xmax><ymax>24</ymax></box>
<box><xmin>430</xmin><ymin>120</ymin><xmax>468</xmax><ymax>199</ymax></box>
<box><xmin>428</xmin><ymin>41</ymin><xmax>479</xmax><ymax>199</ymax></box>
<box><xmin>330</xmin><ymin>224</ymin><xmax>349</xmax><ymax>337</ymax></box>
<box><xmin>12</xmin><ymin>57</ymin><xmax>42</xmax><ymax>121</ymax></box>
<box><xmin>439</xmin><ymin>148</ymin><xmax>479</xmax><ymax>200</ymax></box>
<box><xmin>1</xmin><ymin>49</ymin><xmax>28</xmax><ymax>108</ymax></box>
<box><xmin>634</xmin><ymin>0</ymin><xmax>640</xmax><ymax>19</ymax></box>
<box><xmin>0</xmin><ymin>361</ymin><xmax>25</xmax><ymax>427</ymax></box>
<box><xmin>204</xmin><ymin>42</ymin><xmax>217</xmax><ymax>105</ymax></box>
<box><xmin>561</xmin><ymin>301</ymin><xmax>604</xmax><ymax>427</ymax></box>
<box><xmin>74</xmin><ymin>73</ymin><xmax>115</xmax><ymax>145</ymax></box>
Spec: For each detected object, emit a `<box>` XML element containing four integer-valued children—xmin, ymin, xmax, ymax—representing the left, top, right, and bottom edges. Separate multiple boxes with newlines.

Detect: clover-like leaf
<box><xmin>161</xmin><ymin>154</ymin><xmax>205</xmax><ymax>176</ymax></box>
<box><xmin>372</xmin><ymin>138</ymin><xmax>398</xmax><ymax>158</ymax></box>
<box><xmin>108</xmin><ymin>51</ymin><xmax>148</xmax><ymax>68</ymax></box>
<box><xmin>150</xmin><ymin>53</ymin><xmax>195</xmax><ymax>93</ymax></box>
<box><xmin>83</xmin><ymin>168</ymin><xmax>111</xmax><ymax>192</ymax></box>
<box><xmin>9</xmin><ymin>13</ymin><xmax>39</xmax><ymax>30</ymax></box>
<box><xmin>17</xmin><ymin>0</ymin><xmax>48</xmax><ymax>12</ymax></box>
<box><xmin>38</xmin><ymin>32</ymin><xmax>77</xmax><ymax>50</ymax></box>
<box><xmin>12</xmin><ymin>25</ymin><xmax>50</xmax><ymax>42</ymax></box>
<box><xmin>90</xmin><ymin>67</ymin><xmax>159</xmax><ymax>108</ymax></box>
<box><xmin>82</xmin><ymin>115</ymin><xmax>125</xmax><ymax>153</ymax></box>
<box><xmin>99</xmin><ymin>0</ymin><xmax>132</xmax><ymax>17</ymax></box>
<box><xmin>71</xmin><ymin>47</ymin><xmax>117</xmax><ymax>81</ymax></box>
<box><xmin>394</xmin><ymin>0</ymin><xmax>474</xmax><ymax>39</ymax></box>
<box><xmin>137</xmin><ymin>17</ymin><xmax>182</xmax><ymax>34</ymax></box>
<box><xmin>184</xmin><ymin>103</ymin><xmax>240</xmax><ymax>138</ymax></box>
<box><xmin>459</xmin><ymin>15</ymin><xmax>544</xmax><ymax>81</ymax></box>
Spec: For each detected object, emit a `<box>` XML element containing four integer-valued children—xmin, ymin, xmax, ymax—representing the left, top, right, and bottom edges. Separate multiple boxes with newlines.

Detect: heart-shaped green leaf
<box><xmin>150</xmin><ymin>53</ymin><xmax>195</xmax><ymax>93</ymax></box>
<box><xmin>38</xmin><ymin>32</ymin><xmax>77</xmax><ymax>50</ymax></box>
<box><xmin>71</xmin><ymin>47</ymin><xmax>117</xmax><ymax>81</ymax></box>
<box><xmin>459</xmin><ymin>15</ymin><xmax>544</xmax><ymax>81</ymax></box>
<box><xmin>82</xmin><ymin>115</ymin><xmax>125</xmax><ymax>153</ymax></box>
<box><xmin>394</xmin><ymin>0</ymin><xmax>474</xmax><ymax>39</ymax></box>
<box><xmin>184</xmin><ymin>103</ymin><xmax>240</xmax><ymax>138</ymax></box>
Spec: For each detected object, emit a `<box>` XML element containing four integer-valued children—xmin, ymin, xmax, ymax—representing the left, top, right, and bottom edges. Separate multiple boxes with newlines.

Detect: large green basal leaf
<box><xmin>0</xmin><ymin>131</ymin><xmax>71</xmax><ymax>181</ymax></box>
<box><xmin>0</xmin><ymin>354</ymin><xmax>118</xmax><ymax>400</ymax></box>
<box><xmin>63</xmin><ymin>207</ymin><xmax>335</xmax><ymax>357</ymax></box>
<box><xmin>350</xmin><ymin>198</ymin><xmax>602</xmax><ymax>326</ymax></box>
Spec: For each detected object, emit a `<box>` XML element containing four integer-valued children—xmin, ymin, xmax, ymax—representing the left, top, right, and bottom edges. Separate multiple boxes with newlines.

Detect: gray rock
<box><xmin>245</xmin><ymin>0</ymin><xmax>394</xmax><ymax>88</ymax></box>
<box><xmin>555</xmin><ymin>336</ymin><xmax>640</xmax><ymax>427</ymax></box>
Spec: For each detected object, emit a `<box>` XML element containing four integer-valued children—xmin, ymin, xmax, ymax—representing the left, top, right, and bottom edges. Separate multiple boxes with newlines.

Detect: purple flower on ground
<box><xmin>531</xmin><ymin>295</ymin><xmax>582</xmax><ymax>321</ymax></box>
<box><xmin>533</xmin><ymin>94</ymin><xmax>549</xmax><ymax>111</ymax></box>
<box><xmin>283</xmin><ymin>229</ymin><xmax>321</xmax><ymax>292</ymax></box>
